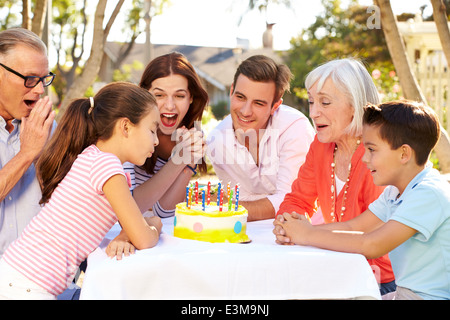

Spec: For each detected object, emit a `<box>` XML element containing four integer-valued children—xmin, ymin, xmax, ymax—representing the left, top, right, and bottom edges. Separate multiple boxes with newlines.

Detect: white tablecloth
<box><xmin>80</xmin><ymin>218</ymin><xmax>381</xmax><ymax>300</ymax></box>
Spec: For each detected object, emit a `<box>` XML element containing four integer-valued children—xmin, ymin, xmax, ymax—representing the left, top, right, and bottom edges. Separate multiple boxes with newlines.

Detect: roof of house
<box><xmin>104</xmin><ymin>42</ymin><xmax>286</xmax><ymax>89</ymax></box>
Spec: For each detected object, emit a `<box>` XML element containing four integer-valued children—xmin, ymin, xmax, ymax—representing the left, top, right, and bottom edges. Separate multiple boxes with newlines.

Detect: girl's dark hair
<box><xmin>36</xmin><ymin>81</ymin><xmax>157</xmax><ymax>204</ymax></box>
<box><xmin>363</xmin><ymin>100</ymin><xmax>441</xmax><ymax>166</ymax></box>
<box><xmin>139</xmin><ymin>52</ymin><xmax>208</xmax><ymax>174</ymax></box>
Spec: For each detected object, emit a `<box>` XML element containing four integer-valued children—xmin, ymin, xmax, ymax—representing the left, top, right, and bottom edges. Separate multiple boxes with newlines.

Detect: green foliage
<box><xmin>0</xmin><ymin>1</ymin><xmax>19</xmax><ymax>30</ymax></box>
<box><xmin>369</xmin><ymin>61</ymin><xmax>403</xmax><ymax>102</ymax></box>
<box><xmin>211</xmin><ymin>100</ymin><xmax>229</xmax><ymax>120</ymax></box>
<box><xmin>287</xmin><ymin>0</ymin><xmax>394</xmax><ymax>105</ymax></box>
<box><xmin>112</xmin><ymin>60</ymin><xmax>144</xmax><ymax>82</ymax></box>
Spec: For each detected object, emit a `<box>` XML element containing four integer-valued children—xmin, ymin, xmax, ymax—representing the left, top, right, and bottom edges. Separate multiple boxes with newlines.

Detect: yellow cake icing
<box><xmin>174</xmin><ymin>202</ymin><xmax>250</xmax><ymax>243</ymax></box>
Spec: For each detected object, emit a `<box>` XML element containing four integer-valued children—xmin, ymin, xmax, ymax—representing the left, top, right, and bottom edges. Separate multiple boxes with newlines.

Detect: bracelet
<box><xmin>186</xmin><ymin>164</ymin><xmax>197</xmax><ymax>175</ymax></box>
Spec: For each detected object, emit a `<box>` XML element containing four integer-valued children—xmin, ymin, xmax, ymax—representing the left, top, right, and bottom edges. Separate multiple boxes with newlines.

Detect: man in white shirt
<box><xmin>206</xmin><ymin>55</ymin><xmax>315</xmax><ymax>221</ymax></box>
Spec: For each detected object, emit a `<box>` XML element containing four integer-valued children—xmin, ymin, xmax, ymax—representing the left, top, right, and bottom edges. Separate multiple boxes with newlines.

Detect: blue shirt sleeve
<box><xmin>391</xmin><ymin>185</ymin><xmax>446</xmax><ymax>242</ymax></box>
<box><xmin>369</xmin><ymin>184</ymin><xmax>446</xmax><ymax>242</ymax></box>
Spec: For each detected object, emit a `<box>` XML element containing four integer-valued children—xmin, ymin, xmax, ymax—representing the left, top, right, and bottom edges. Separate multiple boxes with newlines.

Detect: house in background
<box><xmin>98</xmin><ymin>23</ymin><xmax>292</xmax><ymax>117</ymax></box>
<box><xmin>100</xmin><ymin>42</ymin><xmax>283</xmax><ymax>106</ymax></box>
<box><xmin>99</xmin><ymin>42</ymin><xmax>282</xmax><ymax>105</ymax></box>
<box><xmin>398</xmin><ymin>13</ymin><xmax>450</xmax><ymax>132</ymax></box>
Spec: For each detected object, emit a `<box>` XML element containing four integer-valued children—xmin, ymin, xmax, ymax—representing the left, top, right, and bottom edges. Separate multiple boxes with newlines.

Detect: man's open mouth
<box><xmin>24</xmin><ymin>99</ymin><xmax>37</xmax><ymax>108</ymax></box>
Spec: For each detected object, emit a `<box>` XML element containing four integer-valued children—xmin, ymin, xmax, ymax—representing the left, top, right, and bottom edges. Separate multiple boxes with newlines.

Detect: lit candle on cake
<box><xmin>228</xmin><ymin>189</ymin><xmax>233</xmax><ymax>211</ymax></box>
<box><xmin>188</xmin><ymin>187</ymin><xmax>192</xmax><ymax>209</ymax></box>
<box><xmin>235</xmin><ymin>184</ymin><xmax>239</xmax><ymax>211</ymax></box>
<box><xmin>202</xmin><ymin>189</ymin><xmax>205</xmax><ymax>211</ymax></box>
<box><xmin>185</xmin><ymin>186</ymin><xmax>189</xmax><ymax>207</ymax></box>
<box><xmin>219</xmin><ymin>187</ymin><xmax>223</xmax><ymax>212</ymax></box>
<box><xmin>207</xmin><ymin>181</ymin><xmax>211</xmax><ymax>205</ymax></box>
<box><xmin>217</xmin><ymin>181</ymin><xmax>221</xmax><ymax>206</ymax></box>
<box><xmin>227</xmin><ymin>182</ymin><xmax>230</xmax><ymax>199</ymax></box>
<box><xmin>195</xmin><ymin>181</ymin><xmax>199</xmax><ymax>204</ymax></box>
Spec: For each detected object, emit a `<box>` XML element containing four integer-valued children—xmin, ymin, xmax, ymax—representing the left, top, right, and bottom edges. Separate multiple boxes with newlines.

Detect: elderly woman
<box><xmin>273</xmin><ymin>58</ymin><xmax>395</xmax><ymax>298</ymax></box>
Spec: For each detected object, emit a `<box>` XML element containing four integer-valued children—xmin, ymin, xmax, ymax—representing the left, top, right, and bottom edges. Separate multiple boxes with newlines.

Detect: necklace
<box><xmin>330</xmin><ymin>139</ymin><xmax>361</xmax><ymax>222</ymax></box>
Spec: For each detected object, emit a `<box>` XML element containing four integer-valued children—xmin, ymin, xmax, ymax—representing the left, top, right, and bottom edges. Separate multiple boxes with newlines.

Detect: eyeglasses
<box><xmin>0</xmin><ymin>63</ymin><xmax>55</xmax><ymax>88</ymax></box>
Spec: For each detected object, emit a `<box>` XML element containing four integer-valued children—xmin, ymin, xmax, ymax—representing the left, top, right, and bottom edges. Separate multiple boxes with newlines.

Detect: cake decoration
<box><xmin>174</xmin><ymin>181</ymin><xmax>250</xmax><ymax>243</ymax></box>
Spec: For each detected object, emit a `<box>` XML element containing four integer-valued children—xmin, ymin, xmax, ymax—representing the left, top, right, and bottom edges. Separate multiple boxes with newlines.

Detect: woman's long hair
<box><xmin>139</xmin><ymin>52</ymin><xmax>208</xmax><ymax>174</ymax></box>
<box><xmin>36</xmin><ymin>82</ymin><xmax>157</xmax><ymax>204</ymax></box>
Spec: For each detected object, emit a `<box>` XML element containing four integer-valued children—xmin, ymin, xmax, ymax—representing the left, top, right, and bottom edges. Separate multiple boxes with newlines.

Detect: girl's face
<box><xmin>149</xmin><ymin>74</ymin><xmax>192</xmax><ymax>136</ymax></box>
<box><xmin>308</xmin><ymin>78</ymin><xmax>355</xmax><ymax>144</ymax></box>
<box><xmin>127</xmin><ymin>107</ymin><xmax>160</xmax><ymax>166</ymax></box>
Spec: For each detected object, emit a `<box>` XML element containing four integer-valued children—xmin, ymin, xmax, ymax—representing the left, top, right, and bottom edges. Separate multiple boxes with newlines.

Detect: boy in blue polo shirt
<box><xmin>275</xmin><ymin>100</ymin><xmax>450</xmax><ymax>299</ymax></box>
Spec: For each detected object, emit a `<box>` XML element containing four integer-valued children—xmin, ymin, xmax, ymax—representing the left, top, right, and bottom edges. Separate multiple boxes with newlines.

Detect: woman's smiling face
<box><xmin>149</xmin><ymin>74</ymin><xmax>191</xmax><ymax>135</ymax></box>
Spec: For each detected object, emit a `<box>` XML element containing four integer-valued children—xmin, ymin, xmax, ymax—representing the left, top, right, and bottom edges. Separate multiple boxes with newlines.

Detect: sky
<box><xmin>49</xmin><ymin>0</ymin><xmax>431</xmax><ymax>66</ymax></box>
<box><xmin>119</xmin><ymin>0</ymin><xmax>433</xmax><ymax>51</ymax></box>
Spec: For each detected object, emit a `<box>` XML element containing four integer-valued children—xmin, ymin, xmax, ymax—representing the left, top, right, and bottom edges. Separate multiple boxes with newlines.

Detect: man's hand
<box><xmin>20</xmin><ymin>96</ymin><xmax>55</xmax><ymax>161</ymax></box>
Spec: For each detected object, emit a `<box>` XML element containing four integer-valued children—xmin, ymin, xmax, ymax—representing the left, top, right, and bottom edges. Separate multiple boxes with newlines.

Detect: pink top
<box><xmin>3</xmin><ymin>145</ymin><xmax>128</xmax><ymax>295</ymax></box>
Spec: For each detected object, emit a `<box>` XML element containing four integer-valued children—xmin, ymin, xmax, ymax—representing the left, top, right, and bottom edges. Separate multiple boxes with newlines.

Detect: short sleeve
<box><xmin>391</xmin><ymin>186</ymin><xmax>446</xmax><ymax>242</ymax></box>
<box><xmin>368</xmin><ymin>187</ymin><xmax>394</xmax><ymax>223</ymax></box>
<box><xmin>90</xmin><ymin>153</ymin><xmax>126</xmax><ymax>194</ymax></box>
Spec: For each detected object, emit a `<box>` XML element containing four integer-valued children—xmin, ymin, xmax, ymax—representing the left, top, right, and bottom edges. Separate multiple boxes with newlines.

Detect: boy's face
<box><xmin>362</xmin><ymin>124</ymin><xmax>404</xmax><ymax>187</ymax></box>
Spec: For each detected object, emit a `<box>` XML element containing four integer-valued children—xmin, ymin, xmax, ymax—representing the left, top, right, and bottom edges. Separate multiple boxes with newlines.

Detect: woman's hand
<box><xmin>273</xmin><ymin>212</ymin><xmax>310</xmax><ymax>245</ymax></box>
<box><xmin>171</xmin><ymin>127</ymin><xmax>205</xmax><ymax>166</ymax></box>
<box><xmin>273</xmin><ymin>213</ymin><xmax>294</xmax><ymax>245</ymax></box>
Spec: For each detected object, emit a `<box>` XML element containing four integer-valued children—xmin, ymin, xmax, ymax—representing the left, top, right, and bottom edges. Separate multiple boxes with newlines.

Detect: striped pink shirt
<box><xmin>3</xmin><ymin>145</ymin><xmax>128</xmax><ymax>296</ymax></box>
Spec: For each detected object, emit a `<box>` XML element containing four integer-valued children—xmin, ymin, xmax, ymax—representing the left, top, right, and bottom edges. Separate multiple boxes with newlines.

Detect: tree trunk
<box><xmin>431</xmin><ymin>0</ymin><xmax>450</xmax><ymax>64</ymax></box>
<box><xmin>375</xmin><ymin>0</ymin><xmax>450</xmax><ymax>173</ymax></box>
<box><xmin>430</xmin><ymin>0</ymin><xmax>450</xmax><ymax>174</ymax></box>
<box><xmin>22</xmin><ymin>0</ymin><xmax>31</xmax><ymax>30</ymax></box>
<box><xmin>56</xmin><ymin>0</ymin><xmax>125</xmax><ymax>121</ymax></box>
<box><xmin>31</xmin><ymin>0</ymin><xmax>48</xmax><ymax>38</ymax></box>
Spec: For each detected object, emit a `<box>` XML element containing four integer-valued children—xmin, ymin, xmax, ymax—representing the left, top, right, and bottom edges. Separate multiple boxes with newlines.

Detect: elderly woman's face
<box><xmin>308</xmin><ymin>78</ymin><xmax>354</xmax><ymax>144</ymax></box>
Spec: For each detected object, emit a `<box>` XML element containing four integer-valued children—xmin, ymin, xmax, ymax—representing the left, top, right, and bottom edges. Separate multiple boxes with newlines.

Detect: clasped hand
<box><xmin>273</xmin><ymin>212</ymin><xmax>311</xmax><ymax>246</ymax></box>
<box><xmin>170</xmin><ymin>126</ymin><xmax>205</xmax><ymax>166</ymax></box>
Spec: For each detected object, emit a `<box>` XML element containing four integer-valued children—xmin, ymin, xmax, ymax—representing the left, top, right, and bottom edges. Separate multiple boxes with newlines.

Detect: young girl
<box><xmin>125</xmin><ymin>52</ymin><xmax>208</xmax><ymax>217</ymax></box>
<box><xmin>108</xmin><ymin>52</ymin><xmax>208</xmax><ymax>257</ymax></box>
<box><xmin>0</xmin><ymin>82</ymin><xmax>162</xmax><ymax>299</ymax></box>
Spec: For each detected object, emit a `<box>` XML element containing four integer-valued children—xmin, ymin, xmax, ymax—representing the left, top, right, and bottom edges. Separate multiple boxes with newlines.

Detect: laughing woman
<box><xmin>108</xmin><ymin>52</ymin><xmax>208</xmax><ymax>258</ymax></box>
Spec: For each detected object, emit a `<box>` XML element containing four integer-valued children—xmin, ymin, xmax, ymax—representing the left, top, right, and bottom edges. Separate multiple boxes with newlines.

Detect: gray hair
<box><xmin>305</xmin><ymin>58</ymin><xmax>380</xmax><ymax>137</ymax></box>
<box><xmin>0</xmin><ymin>28</ymin><xmax>47</xmax><ymax>58</ymax></box>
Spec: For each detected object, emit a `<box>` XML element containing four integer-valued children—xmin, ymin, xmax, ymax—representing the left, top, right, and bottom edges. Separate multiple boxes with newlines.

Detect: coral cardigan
<box><xmin>277</xmin><ymin>136</ymin><xmax>395</xmax><ymax>284</ymax></box>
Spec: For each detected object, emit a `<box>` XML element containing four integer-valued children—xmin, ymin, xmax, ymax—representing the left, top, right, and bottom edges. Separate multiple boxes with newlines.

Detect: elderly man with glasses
<box><xmin>0</xmin><ymin>28</ymin><xmax>56</xmax><ymax>258</ymax></box>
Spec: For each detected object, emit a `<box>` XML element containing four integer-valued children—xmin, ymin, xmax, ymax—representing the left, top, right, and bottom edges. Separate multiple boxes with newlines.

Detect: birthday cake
<box><xmin>173</xmin><ymin>182</ymin><xmax>250</xmax><ymax>243</ymax></box>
